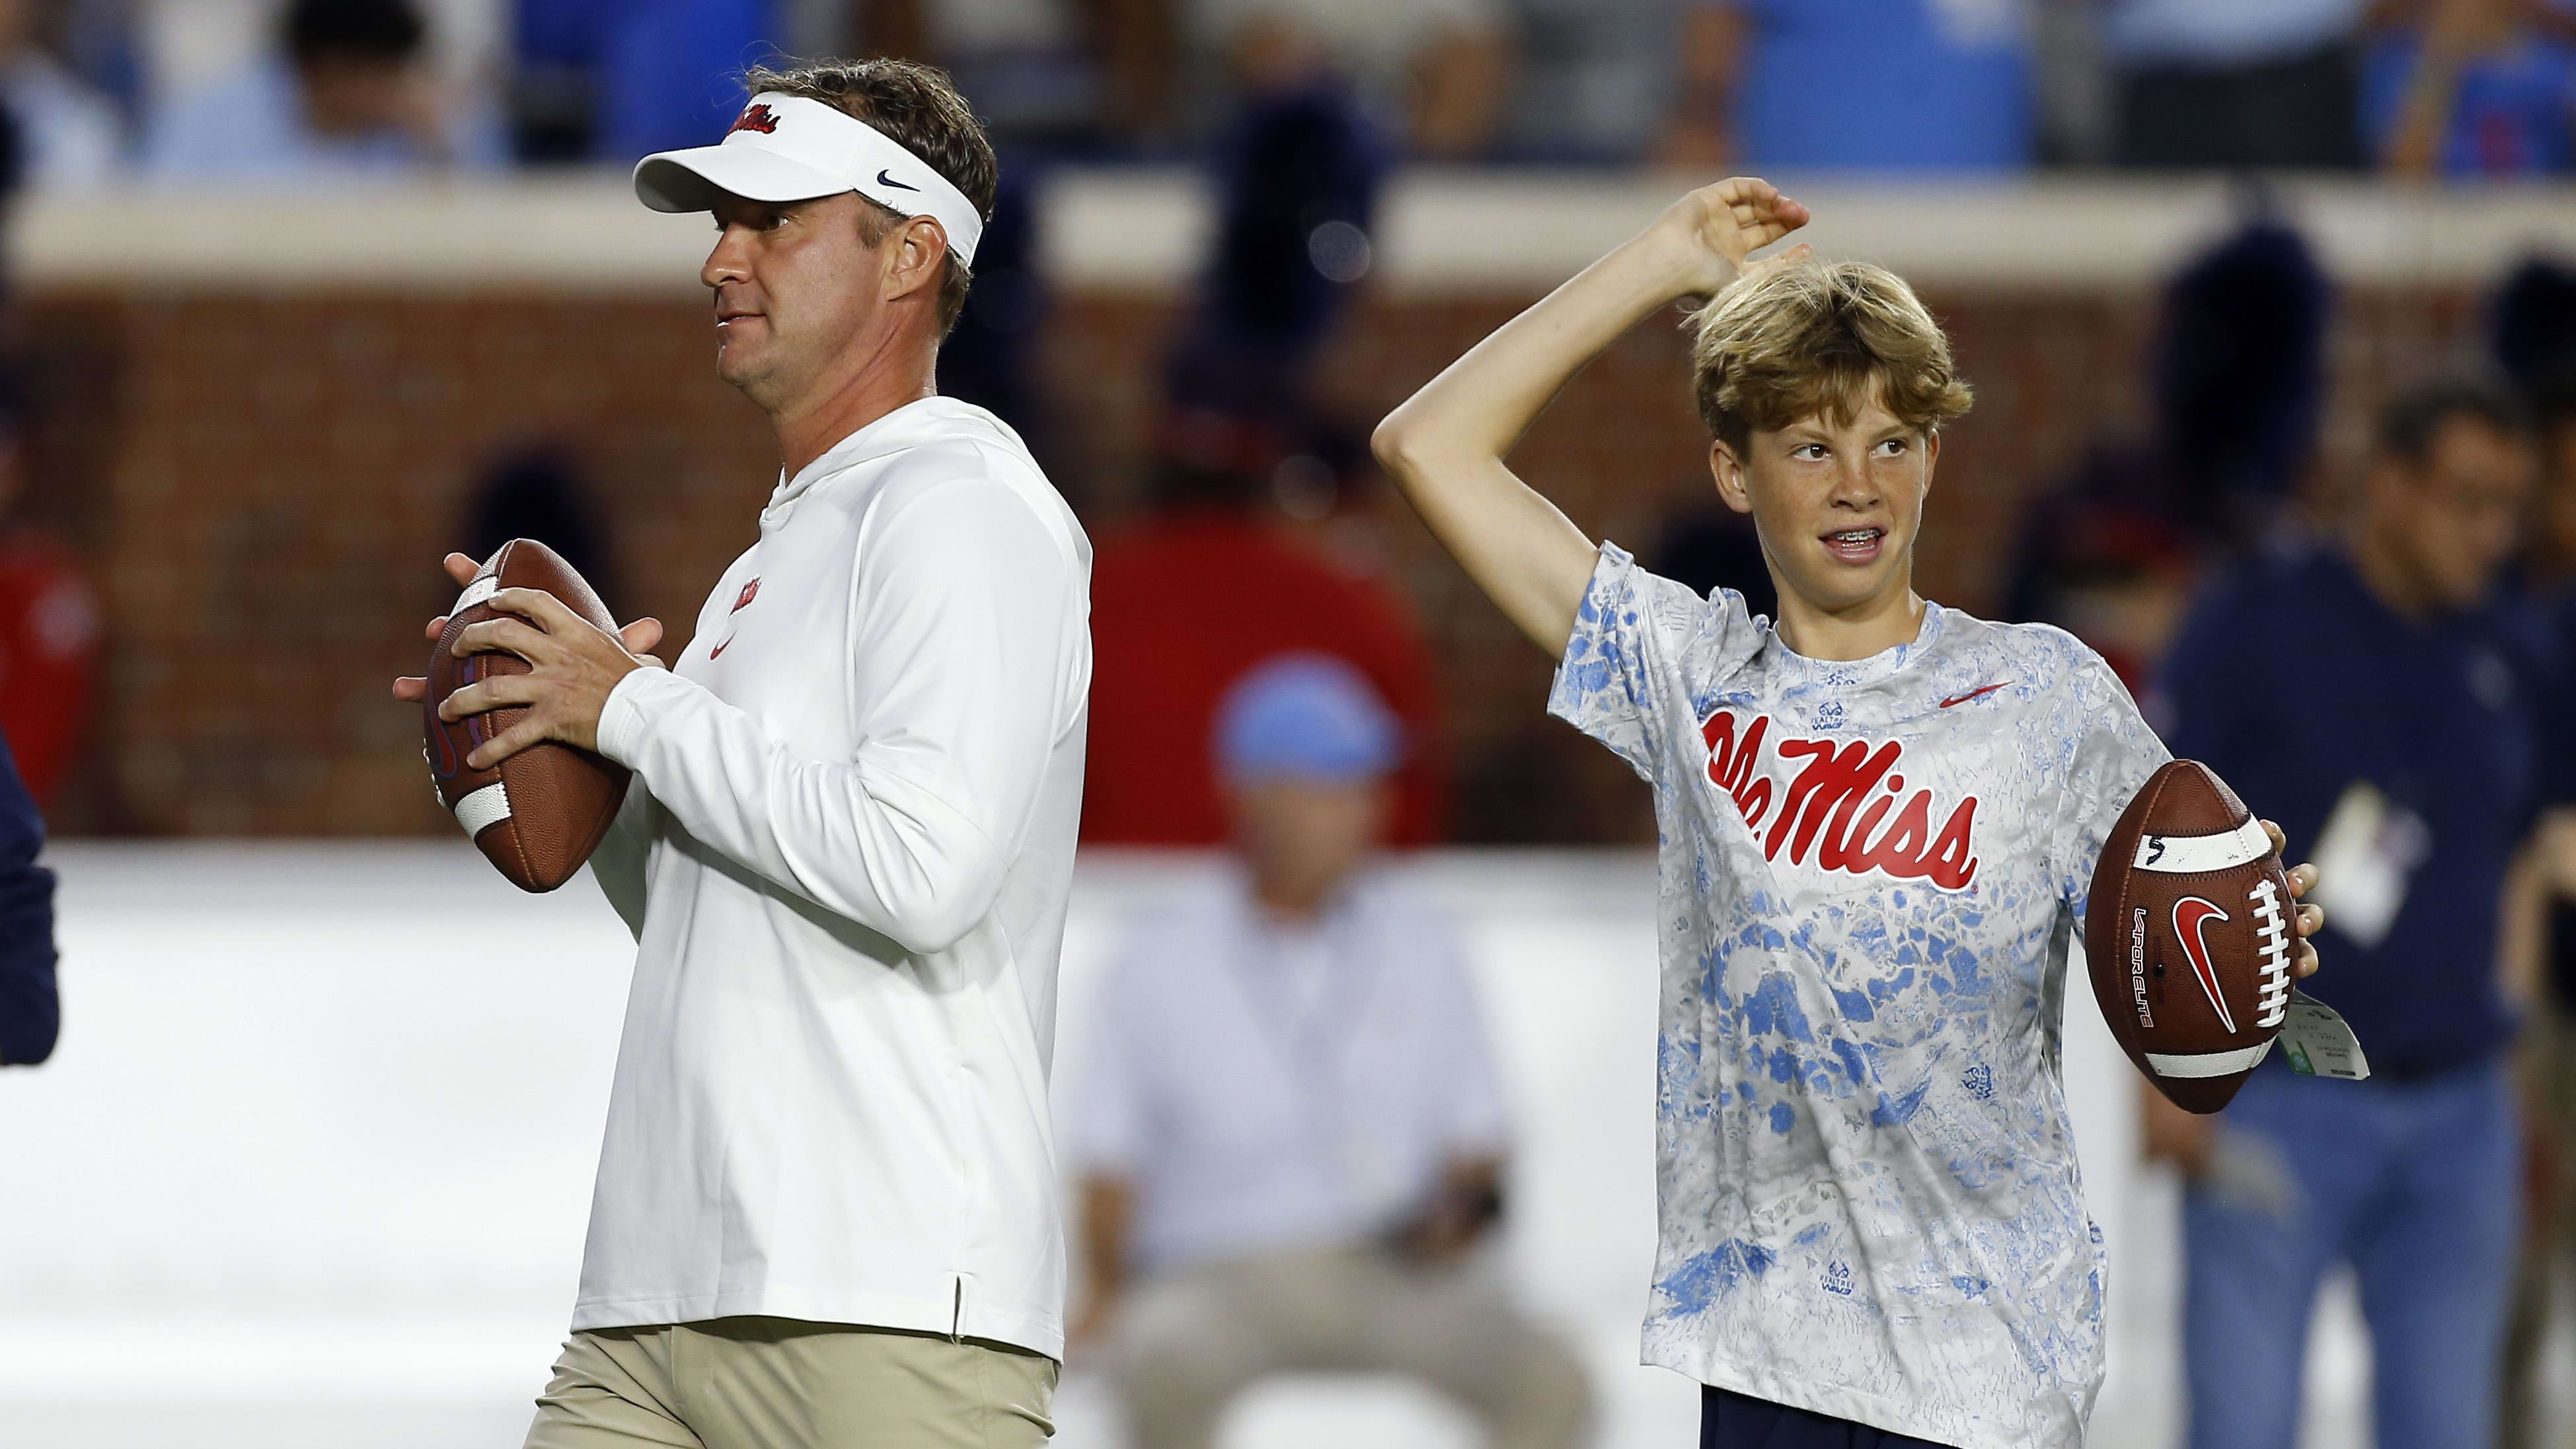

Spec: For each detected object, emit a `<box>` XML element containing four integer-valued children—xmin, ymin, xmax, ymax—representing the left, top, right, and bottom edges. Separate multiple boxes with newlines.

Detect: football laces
<box><xmin>2248</xmin><ymin>877</ymin><xmax>2291</xmax><ymax>1029</ymax></box>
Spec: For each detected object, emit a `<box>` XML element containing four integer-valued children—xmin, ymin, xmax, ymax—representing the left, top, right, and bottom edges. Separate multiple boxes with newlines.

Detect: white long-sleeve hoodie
<box><xmin>574</xmin><ymin>397</ymin><xmax>1091</xmax><ymax>1358</ymax></box>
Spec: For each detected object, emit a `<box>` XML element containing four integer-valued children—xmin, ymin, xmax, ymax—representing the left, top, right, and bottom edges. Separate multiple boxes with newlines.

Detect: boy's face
<box><xmin>1709</xmin><ymin>385</ymin><xmax>1935</xmax><ymax>620</ymax></box>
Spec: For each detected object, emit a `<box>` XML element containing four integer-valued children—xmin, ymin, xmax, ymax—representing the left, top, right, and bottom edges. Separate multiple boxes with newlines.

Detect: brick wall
<box><xmin>23</xmin><ymin>281</ymin><xmax>2489</xmax><ymax>840</ymax></box>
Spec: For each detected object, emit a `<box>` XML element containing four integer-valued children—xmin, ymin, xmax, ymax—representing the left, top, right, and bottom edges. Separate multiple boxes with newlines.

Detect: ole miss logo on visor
<box><xmin>729</xmin><ymin>104</ymin><xmax>780</xmax><ymax>136</ymax></box>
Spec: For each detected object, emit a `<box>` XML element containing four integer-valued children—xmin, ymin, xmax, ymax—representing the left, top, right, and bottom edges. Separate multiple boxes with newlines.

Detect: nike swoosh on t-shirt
<box><xmin>1939</xmin><ymin>682</ymin><xmax>2011</xmax><ymax>709</ymax></box>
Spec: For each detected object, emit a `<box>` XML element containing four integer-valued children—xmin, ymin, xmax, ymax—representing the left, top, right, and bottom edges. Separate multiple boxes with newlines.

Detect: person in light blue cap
<box><xmin>1217</xmin><ymin>652</ymin><xmax>1404</xmax><ymax>780</ymax></box>
<box><xmin>1206</xmin><ymin>654</ymin><xmax>1406</xmax><ymax>912</ymax></box>
<box><xmin>1065</xmin><ymin>653</ymin><xmax>1591</xmax><ymax>1449</ymax></box>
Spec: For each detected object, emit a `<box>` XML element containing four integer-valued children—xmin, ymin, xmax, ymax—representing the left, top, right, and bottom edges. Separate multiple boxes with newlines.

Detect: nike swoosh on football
<box><xmin>2175</xmin><ymin>896</ymin><xmax>2238</xmax><ymax>1034</ymax></box>
<box><xmin>1938</xmin><ymin>682</ymin><xmax>2012</xmax><ymax>709</ymax></box>
<box><xmin>876</xmin><ymin>169</ymin><xmax>919</xmax><ymax>192</ymax></box>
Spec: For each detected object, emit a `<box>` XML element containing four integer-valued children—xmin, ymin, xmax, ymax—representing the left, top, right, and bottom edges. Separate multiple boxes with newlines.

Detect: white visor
<box><xmin>632</xmin><ymin>93</ymin><xmax>984</xmax><ymax>268</ymax></box>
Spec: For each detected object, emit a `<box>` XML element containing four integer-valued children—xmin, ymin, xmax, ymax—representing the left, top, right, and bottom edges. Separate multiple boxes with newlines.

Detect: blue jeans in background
<box><xmin>2182</xmin><ymin>1057</ymin><xmax>2520</xmax><ymax>1449</ymax></box>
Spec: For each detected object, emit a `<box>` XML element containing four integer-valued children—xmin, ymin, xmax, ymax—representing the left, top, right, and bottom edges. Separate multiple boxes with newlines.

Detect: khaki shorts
<box><xmin>523</xmin><ymin>1317</ymin><xmax>1057</xmax><ymax>1449</ymax></box>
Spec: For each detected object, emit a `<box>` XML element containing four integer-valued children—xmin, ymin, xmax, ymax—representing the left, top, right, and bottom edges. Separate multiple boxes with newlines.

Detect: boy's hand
<box><xmin>2262</xmin><ymin>819</ymin><xmax>2327</xmax><ymax>980</ymax></box>
<box><xmin>1653</xmin><ymin>176</ymin><xmax>1811</xmax><ymax>300</ymax></box>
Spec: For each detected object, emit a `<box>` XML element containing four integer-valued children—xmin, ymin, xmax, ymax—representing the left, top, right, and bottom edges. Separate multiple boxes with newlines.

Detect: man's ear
<box><xmin>1920</xmin><ymin>428</ymin><xmax>1941</xmax><ymax>497</ymax></box>
<box><xmin>1709</xmin><ymin>440</ymin><xmax>1754</xmax><ymax>516</ymax></box>
<box><xmin>881</xmin><ymin>215</ymin><xmax>949</xmax><ymax>306</ymax></box>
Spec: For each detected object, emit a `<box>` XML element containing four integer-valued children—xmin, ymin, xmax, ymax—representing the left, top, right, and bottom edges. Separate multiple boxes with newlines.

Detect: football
<box><xmin>422</xmin><ymin>540</ymin><xmax>630</xmax><ymax>892</ymax></box>
<box><xmin>2086</xmin><ymin>758</ymin><xmax>2298</xmax><ymax>1114</ymax></box>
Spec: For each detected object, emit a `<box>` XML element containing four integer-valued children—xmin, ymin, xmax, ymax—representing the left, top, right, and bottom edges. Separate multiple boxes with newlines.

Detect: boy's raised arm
<box><xmin>1370</xmin><ymin>178</ymin><xmax>1810</xmax><ymax>656</ymax></box>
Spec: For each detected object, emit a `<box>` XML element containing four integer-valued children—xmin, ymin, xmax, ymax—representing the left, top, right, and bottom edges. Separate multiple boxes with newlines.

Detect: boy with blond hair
<box><xmin>1373</xmin><ymin>180</ymin><xmax>2325</xmax><ymax>1448</ymax></box>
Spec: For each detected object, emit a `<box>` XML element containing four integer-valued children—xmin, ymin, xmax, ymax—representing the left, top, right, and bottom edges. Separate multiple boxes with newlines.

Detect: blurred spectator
<box><xmin>2495</xmin><ymin>255</ymin><xmax>2576</xmax><ymax>393</ymax></box>
<box><xmin>936</xmin><ymin>173</ymin><xmax>1050</xmax><ymax>452</ymax></box>
<box><xmin>2011</xmin><ymin>221</ymin><xmax>2329</xmax><ymax>643</ymax></box>
<box><xmin>1184</xmin><ymin>81</ymin><xmax>1383</xmax><ymax>381</ymax></box>
<box><xmin>2523</xmin><ymin>378</ymin><xmax>2576</xmax><ymax>627</ymax></box>
<box><xmin>2031</xmin><ymin>0</ymin><xmax>2118</xmax><ymax>161</ymax></box>
<box><xmin>1068</xmin><ymin>657</ymin><xmax>1587</xmax><ymax>1449</ymax></box>
<box><xmin>144</xmin><ymin>0</ymin><xmax>502</xmax><ymax>183</ymax></box>
<box><xmin>2152</xmin><ymin>378</ymin><xmax>2556</xmax><ymax>1449</ymax></box>
<box><xmin>0</xmin><ymin>0</ymin><xmax>122</xmax><ymax>187</ymax></box>
<box><xmin>0</xmin><ymin>726</ymin><xmax>57</xmax><ymax>1066</ymax></box>
<box><xmin>1082</xmin><ymin>424</ymin><xmax>1449</xmax><ymax>845</ymax></box>
<box><xmin>0</xmin><ymin>380</ymin><xmax>96</xmax><ymax>812</ymax></box>
<box><xmin>2008</xmin><ymin>223</ymin><xmax>2327</xmax><ymax>689</ymax></box>
<box><xmin>2365</xmin><ymin>0</ymin><xmax>2576</xmax><ymax>175</ymax></box>
<box><xmin>2493</xmin><ymin>264</ymin><xmax>2576</xmax><ymax>1030</ymax></box>
<box><xmin>2109</xmin><ymin>0</ymin><xmax>2370</xmax><ymax>168</ymax></box>
<box><xmin>530</xmin><ymin>0</ymin><xmax>1122</xmax><ymax>154</ymax></box>
<box><xmin>2501</xmin><ymin>367</ymin><xmax>2576</xmax><ymax>1449</ymax></box>
<box><xmin>461</xmin><ymin>448</ymin><xmax>620</xmax><ymax>615</ymax></box>
<box><xmin>1650</xmin><ymin>506</ymin><xmax>1775</xmax><ymax>620</ymax></box>
<box><xmin>909</xmin><ymin>0</ymin><xmax>1110</xmax><ymax>148</ymax></box>
<box><xmin>1193</xmin><ymin>0</ymin><xmax>1514</xmax><ymax>157</ymax></box>
<box><xmin>1086</xmin><ymin>77</ymin><xmax>1441</xmax><ymax>843</ymax></box>
<box><xmin>1499</xmin><ymin>0</ymin><xmax>1676</xmax><ymax>161</ymax></box>
<box><xmin>2153</xmin><ymin>221</ymin><xmax>2332</xmax><ymax>530</ymax></box>
<box><xmin>510</xmin><ymin>0</ymin><xmax>770</xmax><ymax>163</ymax></box>
<box><xmin>2003</xmin><ymin>487</ymin><xmax>2197</xmax><ymax>693</ymax></box>
<box><xmin>1659</xmin><ymin>0</ymin><xmax>2035</xmax><ymax>171</ymax></box>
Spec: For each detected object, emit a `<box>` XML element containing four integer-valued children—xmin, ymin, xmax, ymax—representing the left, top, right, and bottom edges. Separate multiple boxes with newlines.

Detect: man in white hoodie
<box><xmin>393</xmin><ymin>57</ymin><xmax>1092</xmax><ymax>1449</ymax></box>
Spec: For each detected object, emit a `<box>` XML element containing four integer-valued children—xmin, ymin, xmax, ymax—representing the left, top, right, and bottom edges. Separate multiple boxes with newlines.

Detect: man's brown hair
<box><xmin>1689</xmin><ymin>258</ymin><xmax>1973</xmax><ymax>454</ymax></box>
<box><xmin>741</xmin><ymin>57</ymin><xmax>998</xmax><ymax>334</ymax></box>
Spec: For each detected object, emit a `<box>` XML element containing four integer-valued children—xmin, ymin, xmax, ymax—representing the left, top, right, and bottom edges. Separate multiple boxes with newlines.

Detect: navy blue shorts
<box><xmin>1700</xmin><ymin>1387</ymin><xmax>1950</xmax><ymax>1448</ymax></box>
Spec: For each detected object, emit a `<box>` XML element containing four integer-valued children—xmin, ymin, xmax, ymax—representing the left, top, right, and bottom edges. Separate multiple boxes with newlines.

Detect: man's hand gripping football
<box><xmin>389</xmin><ymin>551</ymin><xmax>667</xmax><ymax>768</ymax></box>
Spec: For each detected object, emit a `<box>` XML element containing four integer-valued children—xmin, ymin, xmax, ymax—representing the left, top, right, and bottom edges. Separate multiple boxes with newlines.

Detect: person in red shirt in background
<box><xmin>0</xmin><ymin>381</ymin><xmax>98</xmax><ymax>812</ymax></box>
<box><xmin>1086</xmin><ymin>75</ymin><xmax>1445</xmax><ymax>847</ymax></box>
<box><xmin>1085</xmin><ymin>407</ymin><xmax>1448</xmax><ymax>846</ymax></box>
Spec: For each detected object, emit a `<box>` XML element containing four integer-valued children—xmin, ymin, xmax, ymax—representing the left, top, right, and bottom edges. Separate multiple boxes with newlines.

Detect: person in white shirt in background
<box><xmin>393</xmin><ymin>56</ymin><xmax>1090</xmax><ymax>1449</ymax></box>
<box><xmin>0</xmin><ymin>0</ymin><xmax>122</xmax><ymax>188</ymax></box>
<box><xmin>1068</xmin><ymin>654</ymin><xmax>1591</xmax><ymax>1449</ymax></box>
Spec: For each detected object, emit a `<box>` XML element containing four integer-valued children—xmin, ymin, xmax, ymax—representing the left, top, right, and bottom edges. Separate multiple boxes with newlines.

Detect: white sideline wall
<box><xmin>0</xmin><ymin>843</ymin><xmax>2372</xmax><ymax>1449</ymax></box>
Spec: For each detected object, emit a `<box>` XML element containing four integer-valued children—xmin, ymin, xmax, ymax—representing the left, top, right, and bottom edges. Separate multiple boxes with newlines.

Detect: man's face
<box><xmin>1712</xmin><ymin>385</ymin><xmax>1935</xmax><ymax>619</ymax></box>
<box><xmin>702</xmin><ymin>191</ymin><xmax>887</xmax><ymax>411</ymax></box>
<box><xmin>1229</xmin><ymin>776</ymin><xmax>1388</xmax><ymax>904</ymax></box>
<box><xmin>2369</xmin><ymin>416</ymin><xmax>2534</xmax><ymax>611</ymax></box>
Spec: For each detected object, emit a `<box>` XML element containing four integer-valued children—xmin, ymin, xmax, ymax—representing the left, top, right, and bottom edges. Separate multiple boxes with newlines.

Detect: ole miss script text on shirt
<box><xmin>1700</xmin><ymin>709</ymin><xmax>1981</xmax><ymax>890</ymax></box>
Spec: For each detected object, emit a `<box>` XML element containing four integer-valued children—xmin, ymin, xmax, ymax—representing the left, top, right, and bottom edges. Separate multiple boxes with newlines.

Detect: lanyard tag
<box><xmin>2279</xmin><ymin>990</ymin><xmax>2370</xmax><ymax>1080</ymax></box>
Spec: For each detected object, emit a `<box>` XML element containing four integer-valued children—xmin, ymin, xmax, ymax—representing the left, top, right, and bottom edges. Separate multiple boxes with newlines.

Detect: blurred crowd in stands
<box><xmin>0</xmin><ymin>0</ymin><xmax>2561</xmax><ymax>184</ymax></box>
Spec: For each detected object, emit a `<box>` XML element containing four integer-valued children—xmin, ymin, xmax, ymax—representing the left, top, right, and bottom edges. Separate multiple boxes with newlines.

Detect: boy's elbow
<box><xmin>1371</xmin><ymin>411</ymin><xmax>1429</xmax><ymax>475</ymax></box>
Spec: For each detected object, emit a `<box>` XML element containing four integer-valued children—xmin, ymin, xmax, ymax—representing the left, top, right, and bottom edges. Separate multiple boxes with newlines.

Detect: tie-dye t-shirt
<box><xmin>1549</xmin><ymin>545</ymin><xmax>2166</xmax><ymax>1449</ymax></box>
